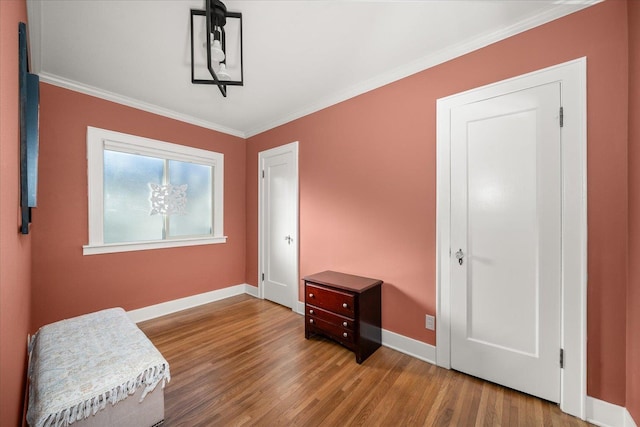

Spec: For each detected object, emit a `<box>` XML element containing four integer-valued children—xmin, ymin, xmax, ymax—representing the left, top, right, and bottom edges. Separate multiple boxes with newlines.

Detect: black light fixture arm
<box><xmin>205</xmin><ymin>0</ymin><xmax>225</xmax><ymax>96</ymax></box>
<box><xmin>190</xmin><ymin>0</ymin><xmax>243</xmax><ymax>97</ymax></box>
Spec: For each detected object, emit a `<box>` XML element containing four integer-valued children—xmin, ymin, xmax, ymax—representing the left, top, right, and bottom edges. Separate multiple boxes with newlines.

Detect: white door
<box><xmin>450</xmin><ymin>83</ymin><xmax>562</xmax><ymax>402</ymax></box>
<box><xmin>259</xmin><ymin>142</ymin><xmax>299</xmax><ymax>309</ymax></box>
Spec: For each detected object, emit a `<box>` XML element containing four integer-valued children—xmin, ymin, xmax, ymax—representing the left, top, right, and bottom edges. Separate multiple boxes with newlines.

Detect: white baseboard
<box><xmin>586</xmin><ymin>396</ymin><xmax>638</xmax><ymax>427</ymax></box>
<box><xmin>127</xmin><ymin>287</ymin><xmax>637</xmax><ymax>427</ymax></box>
<box><xmin>295</xmin><ymin>299</ymin><xmax>436</xmax><ymax>364</ymax></box>
<box><xmin>127</xmin><ymin>283</ymin><xmax>254</xmax><ymax>323</ymax></box>
<box><xmin>381</xmin><ymin>329</ymin><xmax>437</xmax><ymax>365</ymax></box>
<box><xmin>143</xmin><ymin>290</ymin><xmax>438</xmax><ymax>366</ymax></box>
<box><xmin>245</xmin><ymin>284</ymin><xmax>259</xmax><ymax>298</ymax></box>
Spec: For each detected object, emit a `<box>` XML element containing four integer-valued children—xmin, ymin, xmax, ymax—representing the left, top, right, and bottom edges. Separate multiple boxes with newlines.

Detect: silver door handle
<box><xmin>455</xmin><ymin>249</ymin><xmax>464</xmax><ymax>265</ymax></box>
<box><xmin>285</xmin><ymin>235</ymin><xmax>293</xmax><ymax>244</ymax></box>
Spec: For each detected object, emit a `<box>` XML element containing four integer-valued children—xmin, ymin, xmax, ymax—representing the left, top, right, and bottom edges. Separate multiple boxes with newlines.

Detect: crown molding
<box><xmin>38</xmin><ymin>72</ymin><xmax>247</xmax><ymax>139</ymax></box>
<box><xmin>244</xmin><ymin>0</ymin><xmax>602</xmax><ymax>138</ymax></box>
<box><xmin>33</xmin><ymin>0</ymin><xmax>601</xmax><ymax>140</ymax></box>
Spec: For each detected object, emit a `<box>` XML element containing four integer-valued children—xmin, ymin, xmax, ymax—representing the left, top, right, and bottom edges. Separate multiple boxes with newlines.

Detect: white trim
<box><xmin>84</xmin><ymin>126</ymin><xmax>225</xmax><ymax>255</ymax></box>
<box><xmin>257</xmin><ymin>142</ymin><xmax>300</xmax><ymax>311</ymax></box>
<box><xmin>83</xmin><ymin>236</ymin><xmax>228</xmax><ymax>255</ymax></box>
<box><xmin>292</xmin><ymin>301</ymin><xmax>436</xmax><ymax>363</ymax></box>
<box><xmin>381</xmin><ymin>329</ymin><xmax>437</xmax><ymax>365</ymax></box>
<box><xmin>243</xmin><ymin>2</ymin><xmax>600</xmax><ymax>137</ymax></box>
<box><xmin>126</xmin><ymin>283</ymin><xmax>254</xmax><ymax>323</ymax></box>
<box><xmin>27</xmin><ymin>1</ymin><xmax>599</xmax><ymax>140</ymax></box>
<box><xmin>39</xmin><ymin>72</ymin><xmax>246</xmax><ymax>138</ymax></box>
<box><xmin>435</xmin><ymin>58</ymin><xmax>587</xmax><ymax>419</ymax></box>
<box><xmin>586</xmin><ymin>397</ymin><xmax>638</xmax><ymax>427</ymax></box>
<box><xmin>103</xmin><ymin>138</ymin><xmax>219</xmax><ymax>164</ymax></box>
<box><xmin>116</xmin><ymin>283</ymin><xmax>638</xmax><ymax>427</ymax></box>
<box><xmin>128</xmin><ymin>283</ymin><xmax>439</xmax><ymax>369</ymax></box>
<box><xmin>626</xmin><ymin>409</ymin><xmax>639</xmax><ymax>427</ymax></box>
<box><xmin>245</xmin><ymin>284</ymin><xmax>259</xmax><ymax>298</ymax></box>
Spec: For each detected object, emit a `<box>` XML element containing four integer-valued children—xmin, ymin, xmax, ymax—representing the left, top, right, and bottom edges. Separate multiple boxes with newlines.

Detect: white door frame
<box><xmin>258</xmin><ymin>141</ymin><xmax>300</xmax><ymax>309</ymax></box>
<box><xmin>435</xmin><ymin>58</ymin><xmax>587</xmax><ymax>419</ymax></box>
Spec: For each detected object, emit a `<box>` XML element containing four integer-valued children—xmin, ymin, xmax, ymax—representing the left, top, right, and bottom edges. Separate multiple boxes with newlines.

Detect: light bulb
<box><xmin>211</xmin><ymin>38</ymin><xmax>225</xmax><ymax>63</ymax></box>
<box><xmin>217</xmin><ymin>63</ymin><xmax>231</xmax><ymax>80</ymax></box>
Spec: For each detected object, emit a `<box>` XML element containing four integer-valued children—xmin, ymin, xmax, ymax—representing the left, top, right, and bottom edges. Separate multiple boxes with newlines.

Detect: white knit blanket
<box><xmin>26</xmin><ymin>308</ymin><xmax>171</xmax><ymax>427</ymax></box>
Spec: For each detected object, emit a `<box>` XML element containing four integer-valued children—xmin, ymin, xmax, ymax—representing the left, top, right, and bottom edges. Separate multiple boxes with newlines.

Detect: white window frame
<box><xmin>83</xmin><ymin>126</ymin><xmax>226</xmax><ymax>255</ymax></box>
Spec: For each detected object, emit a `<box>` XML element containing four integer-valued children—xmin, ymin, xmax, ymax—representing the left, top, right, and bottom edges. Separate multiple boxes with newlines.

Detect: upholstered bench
<box><xmin>26</xmin><ymin>308</ymin><xmax>170</xmax><ymax>427</ymax></box>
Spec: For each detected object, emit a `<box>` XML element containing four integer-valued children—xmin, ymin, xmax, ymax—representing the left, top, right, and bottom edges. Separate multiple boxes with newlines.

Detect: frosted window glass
<box><xmin>168</xmin><ymin>160</ymin><xmax>213</xmax><ymax>237</ymax></box>
<box><xmin>103</xmin><ymin>150</ymin><xmax>164</xmax><ymax>243</ymax></box>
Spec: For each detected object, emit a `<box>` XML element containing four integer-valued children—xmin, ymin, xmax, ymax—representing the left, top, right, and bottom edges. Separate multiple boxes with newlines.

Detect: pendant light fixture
<box><xmin>190</xmin><ymin>0</ymin><xmax>243</xmax><ymax>97</ymax></box>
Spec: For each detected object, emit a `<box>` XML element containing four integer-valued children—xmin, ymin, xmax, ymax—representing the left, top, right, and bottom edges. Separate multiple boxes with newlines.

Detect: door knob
<box><xmin>455</xmin><ymin>249</ymin><xmax>464</xmax><ymax>265</ymax></box>
<box><xmin>285</xmin><ymin>235</ymin><xmax>293</xmax><ymax>244</ymax></box>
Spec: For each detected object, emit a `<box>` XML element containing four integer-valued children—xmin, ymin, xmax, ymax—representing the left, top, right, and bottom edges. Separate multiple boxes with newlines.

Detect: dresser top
<box><xmin>303</xmin><ymin>271</ymin><xmax>383</xmax><ymax>293</ymax></box>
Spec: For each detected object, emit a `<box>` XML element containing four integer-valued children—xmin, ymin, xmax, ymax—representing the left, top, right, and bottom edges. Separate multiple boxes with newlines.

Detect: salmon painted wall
<box><xmin>246</xmin><ymin>0</ymin><xmax>630</xmax><ymax>405</ymax></box>
<box><xmin>31</xmin><ymin>84</ymin><xmax>246</xmax><ymax>329</ymax></box>
<box><xmin>0</xmin><ymin>0</ymin><xmax>32</xmax><ymax>425</ymax></box>
<box><xmin>627</xmin><ymin>0</ymin><xmax>640</xmax><ymax>422</ymax></box>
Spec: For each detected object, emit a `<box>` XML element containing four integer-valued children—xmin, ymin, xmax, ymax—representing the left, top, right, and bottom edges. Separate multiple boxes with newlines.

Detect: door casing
<box><xmin>435</xmin><ymin>58</ymin><xmax>587</xmax><ymax>419</ymax></box>
<box><xmin>258</xmin><ymin>141</ymin><xmax>300</xmax><ymax>309</ymax></box>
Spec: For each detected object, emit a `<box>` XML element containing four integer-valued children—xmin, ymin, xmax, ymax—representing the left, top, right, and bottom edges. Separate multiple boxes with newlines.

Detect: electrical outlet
<box><xmin>426</xmin><ymin>315</ymin><xmax>435</xmax><ymax>330</ymax></box>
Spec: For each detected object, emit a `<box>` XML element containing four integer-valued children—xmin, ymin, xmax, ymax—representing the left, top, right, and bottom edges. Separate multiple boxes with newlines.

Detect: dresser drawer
<box><xmin>305</xmin><ymin>283</ymin><xmax>355</xmax><ymax>318</ymax></box>
<box><xmin>304</xmin><ymin>271</ymin><xmax>383</xmax><ymax>364</ymax></box>
<box><xmin>306</xmin><ymin>305</ymin><xmax>354</xmax><ymax>331</ymax></box>
<box><xmin>306</xmin><ymin>316</ymin><xmax>355</xmax><ymax>349</ymax></box>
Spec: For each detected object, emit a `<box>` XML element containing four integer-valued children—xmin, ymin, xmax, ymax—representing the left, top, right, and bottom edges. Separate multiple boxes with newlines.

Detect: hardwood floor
<box><xmin>138</xmin><ymin>294</ymin><xmax>592</xmax><ymax>426</ymax></box>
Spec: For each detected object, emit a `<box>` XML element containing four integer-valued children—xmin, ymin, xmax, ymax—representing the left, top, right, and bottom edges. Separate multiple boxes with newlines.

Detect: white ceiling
<box><xmin>27</xmin><ymin>0</ymin><xmax>599</xmax><ymax>138</ymax></box>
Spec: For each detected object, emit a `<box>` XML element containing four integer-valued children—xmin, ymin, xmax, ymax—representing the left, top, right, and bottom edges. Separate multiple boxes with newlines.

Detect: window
<box><xmin>84</xmin><ymin>127</ymin><xmax>225</xmax><ymax>255</ymax></box>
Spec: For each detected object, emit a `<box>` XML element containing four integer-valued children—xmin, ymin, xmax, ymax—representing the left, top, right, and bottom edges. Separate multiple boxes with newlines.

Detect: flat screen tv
<box><xmin>19</xmin><ymin>22</ymin><xmax>40</xmax><ymax>234</ymax></box>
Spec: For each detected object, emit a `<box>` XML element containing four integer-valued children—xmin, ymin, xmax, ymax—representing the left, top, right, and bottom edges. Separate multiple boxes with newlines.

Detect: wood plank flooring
<box><xmin>138</xmin><ymin>294</ymin><xmax>592</xmax><ymax>427</ymax></box>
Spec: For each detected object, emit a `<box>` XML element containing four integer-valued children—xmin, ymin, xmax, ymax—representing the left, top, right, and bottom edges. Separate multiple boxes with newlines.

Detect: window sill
<box><xmin>83</xmin><ymin>236</ymin><xmax>227</xmax><ymax>255</ymax></box>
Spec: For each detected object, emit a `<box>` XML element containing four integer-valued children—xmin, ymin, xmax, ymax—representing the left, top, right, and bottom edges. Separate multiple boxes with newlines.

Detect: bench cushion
<box><xmin>27</xmin><ymin>308</ymin><xmax>170</xmax><ymax>427</ymax></box>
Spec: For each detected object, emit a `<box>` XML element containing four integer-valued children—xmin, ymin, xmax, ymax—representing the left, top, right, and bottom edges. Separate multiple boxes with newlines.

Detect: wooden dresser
<box><xmin>303</xmin><ymin>271</ymin><xmax>383</xmax><ymax>363</ymax></box>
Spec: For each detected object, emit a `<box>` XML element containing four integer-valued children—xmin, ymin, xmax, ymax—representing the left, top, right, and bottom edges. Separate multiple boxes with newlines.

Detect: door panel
<box><xmin>261</xmin><ymin>144</ymin><xmax>298</xmax><ymax>309</ymax></box>
<box><xmin>450</xmin><ymin>83</ymin><xmax>561</xmax><ymax>402</ymax></box>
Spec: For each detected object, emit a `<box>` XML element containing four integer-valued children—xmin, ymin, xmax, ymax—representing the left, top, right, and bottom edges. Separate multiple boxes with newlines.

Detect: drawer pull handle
<box><xmin>309</xmin><ymin>293</ymin><xmax>314</xmax><ymax>298</ymax></box>
<box><xmin>309</xmin><ymin>309</ymin><xmax>314</xmax><ymax>315</ymax></box>
<box><xmin>309</xmin><ymin>319</ymin><xmax>314</xmax><ymax>324</ymax></box>
<box><xmin>343</xmin><ymin>332</ymin><xmax>348</xmax><ymax>338</ymax></box>
<box><xmin>342</xmin><ymin>303</ymin><xmax>348</xmax><ymax>308</ymax></box>
<box><xmin>343</xmin><ymin>321</ymin><xmax>348</xmax><ymax>327</ymax></box>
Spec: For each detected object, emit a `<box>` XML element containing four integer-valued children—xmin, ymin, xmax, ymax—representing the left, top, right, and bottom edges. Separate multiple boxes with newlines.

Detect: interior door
<box><xmin>260</xmin><ymin>143</ymin><xmax>298</xmax><ymax>309</ymax></box>
<box><xmin>450</xmin><ymin>83</ymin><xmax>562</xmax><ymax>402</ymax></box>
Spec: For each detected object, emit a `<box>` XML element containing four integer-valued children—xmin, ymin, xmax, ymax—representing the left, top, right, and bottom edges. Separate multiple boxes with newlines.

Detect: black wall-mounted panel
<box><xmin>19</xmin><ymin>22</ymin><xmax>39</xmax><ymax>234</ymax></box>
<box><xmin>26</xmin><ymin>72</ymin><xmax>40</xmax><ymax>208</ymax></box>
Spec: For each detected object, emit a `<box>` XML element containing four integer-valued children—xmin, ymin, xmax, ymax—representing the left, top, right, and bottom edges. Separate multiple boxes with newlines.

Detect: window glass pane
<box><xmin>168</xmin><ymin>160</ymin><xmax>213</xmax><ymax>237</ymax></box>
<box><xmin>104</xmin><ymin>150</ymin><xmax>164</xmax><ymax>243</ymax></box>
